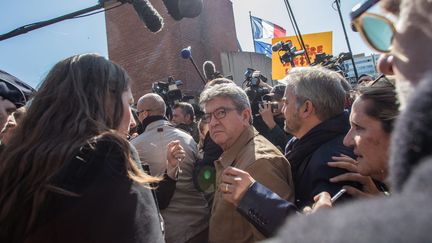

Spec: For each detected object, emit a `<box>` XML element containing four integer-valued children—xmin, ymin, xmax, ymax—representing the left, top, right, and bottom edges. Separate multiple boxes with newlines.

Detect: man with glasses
<box><xmin>131</xmin><ymin>93</ymin><xmax>210</xmax><ymax>243</ymax></box>
<box><xmin>199</xmin><ymin>83</ymin><xmax>294</xmax><ymax>242</ymax></box>
<box><xmin>267</xmin><ymin>0</ymin><xmax>432</xmax><ymax>241</ymax></box>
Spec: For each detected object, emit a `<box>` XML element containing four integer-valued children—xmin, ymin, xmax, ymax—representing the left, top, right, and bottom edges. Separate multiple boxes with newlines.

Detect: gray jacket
<box><xmin>132</xmin><ymin>120</ymin><xmax>210</xmax><ymax>243</ymax></box>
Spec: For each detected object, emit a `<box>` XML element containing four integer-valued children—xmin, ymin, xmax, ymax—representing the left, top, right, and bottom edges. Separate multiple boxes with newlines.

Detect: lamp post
<box><xmin>334</xmin><ymin>0</ymin><xmax>359</xmax><ymax>81</ymax></box>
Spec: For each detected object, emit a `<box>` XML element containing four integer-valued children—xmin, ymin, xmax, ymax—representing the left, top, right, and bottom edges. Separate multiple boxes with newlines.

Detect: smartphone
<box><xmin>331</xmin><ymin>188</ymin><xmax>347</xmax><ymax>203</ymax></box>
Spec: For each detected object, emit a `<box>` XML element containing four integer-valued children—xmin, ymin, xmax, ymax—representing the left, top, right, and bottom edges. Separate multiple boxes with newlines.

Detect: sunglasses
<box><xmin>350</xmin><ymin>0</ymin><xmax>396</xmax><ymax>53</ymax></box>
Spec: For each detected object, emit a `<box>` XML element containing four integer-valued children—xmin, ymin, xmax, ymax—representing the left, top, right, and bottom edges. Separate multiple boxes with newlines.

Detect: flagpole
<box><xmin>249</xmin><ymin>11</ymin><xmax>257</xmax><ymax>52</ymax></box>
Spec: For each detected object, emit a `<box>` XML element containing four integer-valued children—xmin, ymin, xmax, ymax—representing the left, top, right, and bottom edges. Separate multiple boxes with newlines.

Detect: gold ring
<box><xmin>225</xmin><ymin>184</ymin><xmax>229</xmax><ymax>192</ymax></box>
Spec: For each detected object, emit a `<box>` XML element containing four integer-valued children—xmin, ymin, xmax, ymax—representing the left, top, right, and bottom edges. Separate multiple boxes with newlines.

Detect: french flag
<box><xmin>251</xmin><ymin>16</ymin><xmax>286</xmax><ymax>58</ymax></box>
<box><xmin>251</xmin><ymin>16</ymin><xmax>286</xmax><ymax>39</ymax></box>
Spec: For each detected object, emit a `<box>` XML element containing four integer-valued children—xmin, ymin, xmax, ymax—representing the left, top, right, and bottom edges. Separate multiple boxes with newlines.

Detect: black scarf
<box><xmin>285</xmin><ymin>112</ymin><xmax>350</xmax><ymax>175</ymax></box>
<box><xmin>141</xmin><ymin>115</ymin><xmax>167</xmax><ymax>132</ymax></box>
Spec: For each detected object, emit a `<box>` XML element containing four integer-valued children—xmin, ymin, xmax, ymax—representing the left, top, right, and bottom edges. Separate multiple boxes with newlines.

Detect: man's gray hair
<box><xmin>199</xmin><ymin>83</ymin><xmax>252</xmax><ymax>123</ymax></box>
<box><xmin>282</xmin><ymin>67</ymin><xmax>345</xmax><ymax>121</ymax></box>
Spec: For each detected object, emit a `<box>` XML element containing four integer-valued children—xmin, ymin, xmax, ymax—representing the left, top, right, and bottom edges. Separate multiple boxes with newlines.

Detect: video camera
<box><xmin>272</xmin><ymin>40</ymin><xmax>305</xmax><ymax>66</ymax></box>
<box><xmin>152</xmin><ymin>76</ymin><xmax>183</xmax><ymax>106</ymax></box>
<box><xmin>311</xmin><ymin>52</ymin><xmax>351</xmax><ymax>78</ymax></box>
<box><xmin>242</xmin><ymin>68</ymin><xmax>278</xmax><ymax>116</ymax></box>
<box><xmin>152</xmin><ymin>76</ymin><xmax>194</xmax><ymax>119</ymax></box>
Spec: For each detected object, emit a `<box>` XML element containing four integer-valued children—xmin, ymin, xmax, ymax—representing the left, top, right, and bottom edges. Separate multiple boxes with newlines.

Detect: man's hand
<box><xmin>220</xmin><ymin>167</ymin><xmax>256</xmax><ymax>207</ymax></box>
<box><xmin>303</xmin><ymin>192</ymin><xmax>332</xmax><ymax>214</ymax></box>
<box><xmin>166</xmin><ymin>140</ymin><xmax>185</xmax><ymax>179</ymax></box>
<box><xmin>259</xmin><ymin>102</ymin><xmax>276</xmax><ymax>129</ymax></box>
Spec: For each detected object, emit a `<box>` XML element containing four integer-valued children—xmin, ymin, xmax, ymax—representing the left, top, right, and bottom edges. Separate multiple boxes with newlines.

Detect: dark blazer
<box><xmin>293</xmin><ymin>134</ymin><xmax>355</xmax><ymax>208</ymax></box>
<box><xmin>237</xmin><ymin>182</ymin><xmax>297</xmax><ymax>237</ymax></box>
<box><xmin>237</xmin><ymin>135</ymin><xmax>354</xmax><ymax>237</ymax></box>
<box><xmin>20</xmin><ymin>137</ymin><xmax>164</xmax><ymax>243</ymax></box>
<box><xmin>237</xmin><ymin>113</ymin><xmax>357</xmax><ymax>237</ymax></box>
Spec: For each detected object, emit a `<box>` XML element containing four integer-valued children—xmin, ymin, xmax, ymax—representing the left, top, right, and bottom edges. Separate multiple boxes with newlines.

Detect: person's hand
<box><xmin>259</xmin><ymin>102</ymin><xmax>276</xmax><ymax>129</ymax></box>
<box><xmin>166</xmin><ymin>140</ymin><xmax>185</xmax><ymax>179</ymax></box>
<box><xmin>220</xmin><ymin>167</ymin><xmax>256</xmax><ymax>207</ymax></box>
<box><xmin>129</xmin><ymin>132</ymin><xmax>139</xmax><ymax>140</ymax></box>
<box><xmin>303</xmin><ymin>192</ymin><xmax>332</xmax><ymax>214</ymax></box>
<box><xmin>328</xmin><ymin>154</ymin><xmax>381</xmax><ymax>197</ymax></box>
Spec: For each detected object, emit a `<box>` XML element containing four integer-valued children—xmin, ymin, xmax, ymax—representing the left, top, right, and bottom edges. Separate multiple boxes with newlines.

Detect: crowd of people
<box><xmin>0</xmin><ymin>0</ymin><xmax>431</xmax><ymax>242</ymax></box>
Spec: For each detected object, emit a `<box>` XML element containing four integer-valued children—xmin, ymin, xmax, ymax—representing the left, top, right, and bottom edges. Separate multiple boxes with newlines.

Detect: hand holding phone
<box><xmin>331</xmin><ymin>188</ymin><xmax>347</xmax><ymax>203</ymax></box>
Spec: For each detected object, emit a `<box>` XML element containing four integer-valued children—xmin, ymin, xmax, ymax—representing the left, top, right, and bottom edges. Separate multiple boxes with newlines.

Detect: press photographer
<box><xmin>259</xmin><ymin>84</ymin><xmax>292</xmax><ymax>151</ymax></box>
<box><xmin>243</xmin><ymin>68</ymin><xmax>291</xmax><ymax>151</ymax></box>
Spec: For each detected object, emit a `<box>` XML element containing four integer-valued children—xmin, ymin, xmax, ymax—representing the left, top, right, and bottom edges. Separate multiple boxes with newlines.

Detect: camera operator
<box><xmin>258</xmin><ymin>84</ymin><xmax>292</xmax><ymax>151</ymax></box>
<box><xmin>243</xmin><ymin>69</ymin><xmax>291</xmax><ymax>151</ymax></box>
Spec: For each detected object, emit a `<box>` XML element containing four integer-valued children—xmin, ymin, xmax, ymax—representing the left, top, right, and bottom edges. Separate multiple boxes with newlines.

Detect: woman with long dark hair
<box><xmin>0</xmin><ymin>54</ymin><xmax>164</xmax><ymax>242</ymax></box>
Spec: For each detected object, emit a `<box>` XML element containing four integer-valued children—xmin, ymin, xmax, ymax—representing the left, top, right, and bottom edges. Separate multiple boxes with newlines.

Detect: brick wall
<box><xmin>105</xmin><ymin>0</ymin><xmax>238</xmax><ymax>100</ymax></box>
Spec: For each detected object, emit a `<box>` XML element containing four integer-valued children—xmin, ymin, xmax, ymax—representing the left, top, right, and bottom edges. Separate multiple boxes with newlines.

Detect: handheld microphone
<box><xmin>130</xmin><ymin>0</ymin><xmax>164</xmax><ymax>33</ymax></box>
<box><xmin>181</xmin><ymin>46</ymin><xmax>192</xmax><ymax>59</ymax></box>
<box><xmin>203</xmin><ymin>61</ymin><xmax>216</xmax><ymax>81</ymax></box>
<box><xmin>180</xmin><ymin>46</ymin><xmax>206</xmax><ymax>84</ymax></box>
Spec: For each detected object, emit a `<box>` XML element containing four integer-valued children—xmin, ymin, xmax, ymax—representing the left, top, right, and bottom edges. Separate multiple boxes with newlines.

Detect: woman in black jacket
<box><xmin>0</xmin><ymin>53</ymin><xmax>164</xmax><ymax>243</ymax></box>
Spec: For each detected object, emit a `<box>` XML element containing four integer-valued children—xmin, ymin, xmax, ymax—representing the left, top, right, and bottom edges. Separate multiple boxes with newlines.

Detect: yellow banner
<box><xmin>272</xmin><ymin>31</ymin><xmax>333</xmax><ymax>80</ymax></box>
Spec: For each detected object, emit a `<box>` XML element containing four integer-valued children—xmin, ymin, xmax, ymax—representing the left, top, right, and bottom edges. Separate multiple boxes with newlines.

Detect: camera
<box><xmin>244</xmin><ymin>68</ymin><xmax>268</xmax><ymax>87</ymax></box>
<box><xmin>152</xmin><ymin>76</ymin><xmax>183</xmax><ymax>106</ymax></box>
<box><xmin>311</xmin><ymin>52</ymin><xmax>351</xmax><ymax>78</ymax></box>
<box><xmin>242</xmin><ymin>68</ymin><xmax>271</xmax><ymax>117</ymax></box>
<box><xmin>152</xmin><ymin>76</ymin><xmax>193</xmax><ymax>119</ymax></box>
<box><xmin>259</xmin><ymin>99</ymin><xmax>279</xmax><ymax>114</ymax></box>
<box><xmin>272</xmin><ymin>40</ymin><xmax>305</xmax><ymax>66</ymax></box>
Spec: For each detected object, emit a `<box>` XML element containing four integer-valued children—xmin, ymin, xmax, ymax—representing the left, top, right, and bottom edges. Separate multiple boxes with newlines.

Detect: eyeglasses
<box><xmin>201</xmin><ymin>107</ymin><xmax>237</xmax><ymax>124</ymax></box>
<box><xmin>350</xmin><ymin>0</ymin><xmax>396</xmax><ymax>53</ymax></box>
<box><xmin>136</xmin><ymin>109</ymin><xmax>151</xmax><ymax>116</ymax></box>
<box><xmin>369</xmin><ymin>74</ymin><xmax>395</xmax><ymax>87</ymax></box>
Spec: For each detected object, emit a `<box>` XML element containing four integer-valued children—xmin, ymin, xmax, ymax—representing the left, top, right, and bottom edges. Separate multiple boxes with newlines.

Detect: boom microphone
<box><xmin>130</xmin><ymin>0</ymin><xmax>164</xmax><ymax>33</ymax></box>
<box><xmin>178</xmin><ymin>0</ymin><xmax>203</xmax><ymax>18</ymax></box>
<box><xmin>162</xmin><ymin>0</ymin><xmax>203</xmax><ymax>21</ymax></box>
<box><xmin>162</xmin><ymin>0</ymin><xmax>183</xmax><ymax>20</ymax></box>
<box><xmin>203</xmin><ymin>61</ymin><xmax>216</xmax><ymax>81</ymax></box>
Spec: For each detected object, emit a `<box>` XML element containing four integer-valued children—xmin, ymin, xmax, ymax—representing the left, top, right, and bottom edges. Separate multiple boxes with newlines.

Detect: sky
<box><xmin>0</xmin><ymin>0</ymin><xmax>376</xmax><ymax>89</ymax></box>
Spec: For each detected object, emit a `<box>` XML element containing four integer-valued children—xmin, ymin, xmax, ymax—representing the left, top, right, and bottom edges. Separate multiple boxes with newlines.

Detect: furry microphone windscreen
<box><xmin>203</xmin><ymin>61</ymin><xmax>216</xmax><ymax>81</ymax></box>
<box><xmin>131</xmin><ymin>0</ymin><xmax>164</xmax><ymax>32</ymax></box>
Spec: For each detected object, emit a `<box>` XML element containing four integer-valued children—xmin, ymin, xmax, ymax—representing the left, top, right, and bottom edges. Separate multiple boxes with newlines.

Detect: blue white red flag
<box><xmin>250</xmin><ymin>16</ymin><xmax>286</xmax><ymax>58</ymax></box>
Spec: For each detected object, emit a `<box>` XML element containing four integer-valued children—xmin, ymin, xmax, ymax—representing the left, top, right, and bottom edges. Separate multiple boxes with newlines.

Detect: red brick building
<box><xmin>105</xmin><ymin>0</ymin><xmax>239</xmax><ymax>100</ymax></box>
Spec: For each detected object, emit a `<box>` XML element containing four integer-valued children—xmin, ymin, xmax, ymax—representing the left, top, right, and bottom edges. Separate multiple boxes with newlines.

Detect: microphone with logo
<box><xmin>180</xmin><ymin>46</ymin><xmax>206</xmax><ymax>85</ymax></box>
